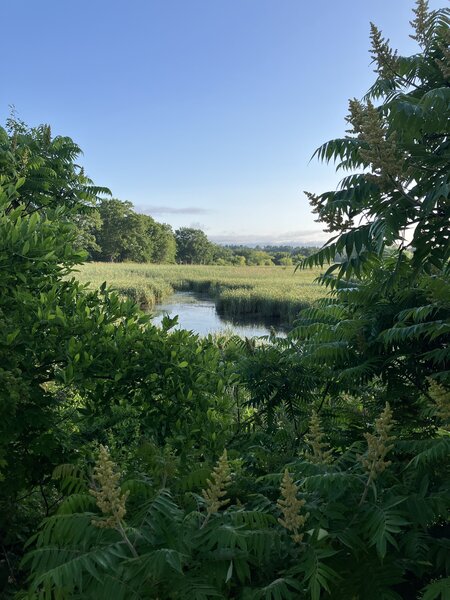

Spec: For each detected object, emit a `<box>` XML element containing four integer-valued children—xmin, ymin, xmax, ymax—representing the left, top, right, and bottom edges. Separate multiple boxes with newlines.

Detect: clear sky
<box><xmin>1</xmin><ymin>0</ymin><xmax>441</xmax><ymax>245</ymax></box>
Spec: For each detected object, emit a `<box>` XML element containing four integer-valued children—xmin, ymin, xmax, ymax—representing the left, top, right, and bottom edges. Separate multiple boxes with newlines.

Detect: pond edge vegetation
<box><xmin>75</xmin><ymin>263</ymin><xmax>325</xmax><ymax>325</ymax></box>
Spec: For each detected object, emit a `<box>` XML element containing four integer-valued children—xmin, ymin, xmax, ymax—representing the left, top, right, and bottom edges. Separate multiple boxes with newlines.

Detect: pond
<box><xmin>152</xmin><ymin>291</ymin><xmax>287</xmax><ymax>337</ymax></box>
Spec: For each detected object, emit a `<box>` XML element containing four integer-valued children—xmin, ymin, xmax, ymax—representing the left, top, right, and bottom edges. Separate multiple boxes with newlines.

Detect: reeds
<box><xmin>75</xmin><ymin>263</ymin><xmax>324</xmax><ymax>323</ymax></box>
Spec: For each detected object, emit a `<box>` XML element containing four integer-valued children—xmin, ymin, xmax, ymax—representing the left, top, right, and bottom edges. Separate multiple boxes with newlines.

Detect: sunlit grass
<box><xmin>75</xmin><ymin>263</ymin><xmax>325</xmax><ymax>323</ymax></box>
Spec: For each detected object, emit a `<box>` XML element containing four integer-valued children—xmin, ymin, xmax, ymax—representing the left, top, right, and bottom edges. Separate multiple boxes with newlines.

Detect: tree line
<box><xmin>80</xmin><ymin>196</ymin><xmax>319</xmax><ymax>265</ymax></box>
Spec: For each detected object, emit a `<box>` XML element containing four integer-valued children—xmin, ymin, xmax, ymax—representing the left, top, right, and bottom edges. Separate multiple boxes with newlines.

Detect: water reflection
<box><xmin>152</xmin><ymin>291</ymin><xmax>287</xmax><ymax>337</ymax></box>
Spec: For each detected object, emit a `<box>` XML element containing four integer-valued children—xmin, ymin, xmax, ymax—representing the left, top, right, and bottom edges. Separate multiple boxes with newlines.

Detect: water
<box><xmin>152</xmin><ymin>291</ymin><xmax>287</xmax><ymax>337</ymax></box>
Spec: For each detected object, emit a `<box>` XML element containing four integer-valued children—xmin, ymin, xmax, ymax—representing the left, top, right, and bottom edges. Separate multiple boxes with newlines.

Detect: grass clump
<box><xmin>75</xmin><ymin>263</ymin><xmax>324</xmax><ymax>324</ymax></box>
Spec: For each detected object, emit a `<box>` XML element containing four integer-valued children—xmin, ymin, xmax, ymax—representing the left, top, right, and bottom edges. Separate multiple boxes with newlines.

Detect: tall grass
<box><xmin>75</xmin><ymin>263</ymin><xmax>324</xmax><ymax>324</ymax></box>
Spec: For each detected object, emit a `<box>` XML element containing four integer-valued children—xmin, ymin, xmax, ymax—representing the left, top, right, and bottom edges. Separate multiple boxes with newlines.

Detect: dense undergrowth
<box><xmin>0</xmin><ymin>2</ymin><xmax>449</xmax><ymax>599</ymax></box>
<box><xmin>19</xmin><ymin>401</ymin><xmax>450</xmax><ymax>599</ymax></box>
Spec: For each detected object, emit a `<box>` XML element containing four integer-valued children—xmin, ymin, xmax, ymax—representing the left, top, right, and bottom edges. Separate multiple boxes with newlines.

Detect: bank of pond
<box><xmin>153</xmin><ymin>290</ymin><xmax>288</xmax><ymax>336</ymax></box>
<box><xmin>76</xmin><ymin>263</ymin><xmax>324</xmax><ymax>335</ymax></box>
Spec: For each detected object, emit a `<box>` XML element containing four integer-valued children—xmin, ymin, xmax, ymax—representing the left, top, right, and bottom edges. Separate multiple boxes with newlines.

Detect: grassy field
<box><xmin>74</xmin><ymin>263</ymin><xmax>325</xmax><ymax>324</ymax></box>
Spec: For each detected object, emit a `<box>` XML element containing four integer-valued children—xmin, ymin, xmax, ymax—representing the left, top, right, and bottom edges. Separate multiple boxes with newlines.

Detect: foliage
<box><xmin>146</xmin><ymin>219</ymin><xmax>177</xmax><ymax>263</ymax></box>
<box><xmin>0</xmin><ymin>114</ymin><xmax>109</xmax><ymax>215</ymax></box>
<box><xmin>82</xmin><ymin>204</ymin><xmax>315</xmax><ymax>266</ymax></box>
<box><xmin>226</xmin><ymin>246</ymin><xmax>320</xmax><ymax>265</ymax></box>
<box><xmin>93</xmin><ymin>198</ymin><xmax>177</xmax><ymax>263</ymax></box>
<box><xmin>93</xmin><ymin>198</ymin><xmax>148</xmax><ymax>262</ymax></box>
<box><xmin>21</xmin><ymin>401</ymin><xmax>450</xmax><ymax>599</ymax></box>
<box><xmin>292</xmin><ymin>0</ymin><xmax>450</xmax><ymax>410</ymax></box>
<box><xmin>302</xmin><ymin>1</ymin><xmax>449</xmax><ymax>279</ymax></box>
<box><xmin>2</xmin><ymin>3</ymin><xmax>449</xmax><ymax>599</ymax></box>
<box><xmin>0</xmin><ymin>119</ymin><xmax>233</xmax><ymax>593</ymax></box>
<box><xmin>68</xmin><ymin>185</ymin><xmax>321</xmax><ymax>267</ymax></box>
<box><xmin>175</xmin><ymin>227</ymin><xmax>215</xmax><ymax>264</ymax></box>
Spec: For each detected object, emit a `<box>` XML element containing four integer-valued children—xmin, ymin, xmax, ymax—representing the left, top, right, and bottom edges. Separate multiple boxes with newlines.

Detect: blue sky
<box><xmin>1</xmin><ymin>0</ymin><xmax>440</xmax><ymax>244</ymax></box>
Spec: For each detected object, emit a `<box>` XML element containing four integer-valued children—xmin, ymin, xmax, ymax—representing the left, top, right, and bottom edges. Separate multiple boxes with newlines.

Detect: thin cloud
<box><xmin>135</xmin><ymin>205</ymin><xmax>212</xmax><ymax>216</ymax></box>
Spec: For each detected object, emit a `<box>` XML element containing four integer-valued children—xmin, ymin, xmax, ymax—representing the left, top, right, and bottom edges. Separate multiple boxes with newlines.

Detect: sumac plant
<box><xmin>22</xmin><ymin>399</ymin><xmax>449</xmax><ymax>599</ymax></box>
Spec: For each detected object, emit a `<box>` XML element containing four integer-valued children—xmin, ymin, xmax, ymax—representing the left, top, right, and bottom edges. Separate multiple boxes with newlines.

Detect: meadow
<box><xmin>75</xmin><ymin>262</ymin><xmax>325</xmax><ymax>324</ymax></box>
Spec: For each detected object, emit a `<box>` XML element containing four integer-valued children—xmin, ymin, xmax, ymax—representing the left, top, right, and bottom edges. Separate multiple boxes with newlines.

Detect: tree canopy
<box><xmin>303</xmin><ymin>3</ymin><xmax>449</xmax><ymax>280</ymax></box>
<box><xmin>175</xmin><ymin>227</ymin><xmax>215</xmax><ymax>264</ymax></box>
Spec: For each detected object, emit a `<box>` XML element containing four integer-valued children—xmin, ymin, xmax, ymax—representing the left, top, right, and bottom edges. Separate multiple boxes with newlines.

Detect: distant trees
<box><xmin>146</xmin><ymin>220</ymin><xmax>177</xmax><ymax>263</ymax></box>
<box><xmin>0</xmin><ymin>121</ymin><xmax>319</xmax><ymax>267</ymax></box>
<box><xmin>224</xmin><ymin>245</ymin><xmax>318</xmax><ymax>266</ymax></box>
<box><xmin>89</xmin><ymin>205</ymin><xmax>321</xmax><ymax>266</ymax></box>
<box><xmin>4</xmin><ymin>136</ymin><xmax>320</xmax><ymax>267</ymax></box>
<box><xmin>93</xmin><ymin>199</ymin><xmax>176</xmax><ymax>263</ymax></box>
<box><xmin>246</xmin><ymin>250</ymin><xmax>274</xmax><ymax>266</ymax></box>
<box><xmin>211</xmin><ymin>245</ymin><xmax>235</xmax><ymax>265</ymax></box>
<box><xmin>94</xmin><ymin>199</ymin><xmax>145</xmax><ymax>262</ymax></box>
<box><xmin>171</xmin><ymin>229</ymin><xmax>313</xmax><ymax>266</ymax></box>
<box><xmin>175</xmin><ymin>227</ymin><xmax>214</xmax><ymax>264</ymax></box>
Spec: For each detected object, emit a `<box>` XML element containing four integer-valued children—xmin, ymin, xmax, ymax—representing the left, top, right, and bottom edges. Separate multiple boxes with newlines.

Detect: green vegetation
<box><xmin>175</xmin><ymin>227</ymin><xmax>215</xmax><ymax>264</ymax></box>
<box><xmin>82</xmin><ymin>196</ymin><xmax>320</xmax><ymax>266</ymax></box>
<box><xmin>0</xmin><ymin>3</ymin><xmax>449</xmax><ymax>599</ymax></box>
<box><xmin>75</xmin><ymin>262</ymin><xmax>324</xmax><ymax>324</ymax></box>
<box><xmin>92</xmin><ymin>198</ymin><xmax>177</xmax><ymax>263</ymax></box>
